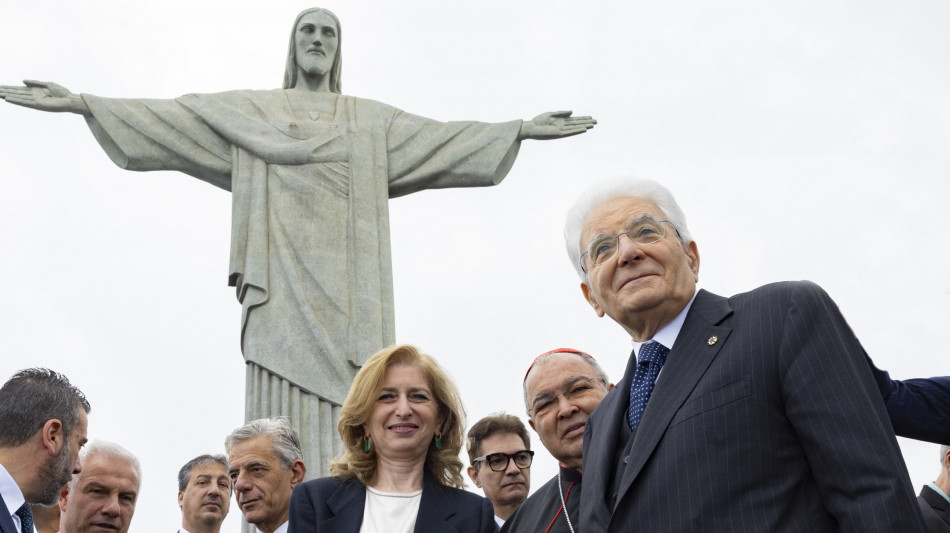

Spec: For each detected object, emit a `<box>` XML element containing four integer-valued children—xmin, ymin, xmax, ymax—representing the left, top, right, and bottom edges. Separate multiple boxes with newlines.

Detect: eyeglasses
<box><xmin>528</xmin><ymin>377</ymin><xmax>606</xmax><ymax>419</ymax></box>
<box><xmin>580</xmin><ymin>214</ymin><xmax>679</xmax><ymax>274</ymax></box>
<box><xmin>473</xmin><ymin>450</ymin><xmax>535</xmax><ymax>472</ymax></box>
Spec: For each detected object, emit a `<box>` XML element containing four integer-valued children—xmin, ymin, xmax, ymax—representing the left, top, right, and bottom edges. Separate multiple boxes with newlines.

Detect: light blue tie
<box><xmin>15</xmin><ymin>503</ymin><xmax>34</xmax><ymax>533</ymax></box>
<box><xmin>628</xmin><ymin>341</ymin><xmax>669</xmax><ymax>431</ymax></box>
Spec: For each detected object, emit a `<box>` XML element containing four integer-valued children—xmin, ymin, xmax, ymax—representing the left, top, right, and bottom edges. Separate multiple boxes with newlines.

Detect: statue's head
<box><xmin>283</xmin><ymin>7</ymin><xmax>342</xmax><ymax>93</ymax></box>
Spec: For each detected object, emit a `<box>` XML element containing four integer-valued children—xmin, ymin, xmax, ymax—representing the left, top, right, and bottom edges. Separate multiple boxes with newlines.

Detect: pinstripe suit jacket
<box><xmin>580</xmin><ymin>282</ymin><xmax>926</xmax><ymax>532</ymax></box>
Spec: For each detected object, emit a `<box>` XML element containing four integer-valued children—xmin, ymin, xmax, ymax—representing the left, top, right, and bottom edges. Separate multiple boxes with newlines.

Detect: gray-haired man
<box><xmin>58</xmin><ymin>440</ymin><xmax>140</xmax><ymax>533</ymax></box>
<box><xmin>0</xmin><ymin>368</ymin><xmax>89</xmax><ymax>533</ymax></box>
<box><xmin>225</xmin><ymin>417</ymin><xmax>305</xmax><ymax>533</ymax></box>
<box><xmin>178</xmin><ymin>454</ymin><xmax>230</xmax><ymax>533</ymax></box>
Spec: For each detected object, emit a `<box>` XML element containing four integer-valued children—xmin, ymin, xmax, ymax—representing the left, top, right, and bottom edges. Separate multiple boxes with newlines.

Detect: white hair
<box><xmin>563</xmin><ymin>177</ymin><xmax>694</xmax><ymax>282</ymax></box>
<box><xmin>941</xmin><ymin>445</ymin><xmax>950</xmax><ymax>465</ymax></box>
<box><xmin>70</xmin><ymin>440</ymin><xmax>142</xmax><ymax>490</ymax></box>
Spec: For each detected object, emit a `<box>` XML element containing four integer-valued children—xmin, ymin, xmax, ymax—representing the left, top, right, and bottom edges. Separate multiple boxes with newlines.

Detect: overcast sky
<box><xmin>2</xmin><ymin>1</ymin><xmax>949</xmax><ymax>530</ymax></box>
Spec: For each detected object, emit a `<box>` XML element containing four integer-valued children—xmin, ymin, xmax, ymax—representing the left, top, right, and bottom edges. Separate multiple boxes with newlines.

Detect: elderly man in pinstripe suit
<box><xmin>570</xmin><ymin>178</ymin><xmax>926</xmax><ymax>532</ymax></box>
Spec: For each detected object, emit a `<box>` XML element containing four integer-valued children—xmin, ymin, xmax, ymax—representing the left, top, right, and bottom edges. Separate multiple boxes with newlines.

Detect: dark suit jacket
<box><xmin>919</xmin><ymin>485</ymin><xmax>950</xmax><ymax>532</ymax></box>
<box><xmin>868</xmin><ymin>357</ymin><xmax>950</xmax><ymax>444</ymax></box>
<box><xmin>580</xmin><ymin>282</ymin><xmax>926</xmax><ymax>532</ymax></box>
<box><xmin>288</xmin><ymin>473</ymin><xmax>497</xmax><ymax>533</ymax></box>
<box><xmin>0</xmin><ymin>493</ymin><xmax>18</xmax><ymax>533</ymax></box>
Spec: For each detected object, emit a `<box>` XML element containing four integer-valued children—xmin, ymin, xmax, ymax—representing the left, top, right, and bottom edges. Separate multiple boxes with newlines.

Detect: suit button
<box><xmin>623</xmin><ymin>456</ymin><xmax>629</xmax><ymax>464</ymax></box>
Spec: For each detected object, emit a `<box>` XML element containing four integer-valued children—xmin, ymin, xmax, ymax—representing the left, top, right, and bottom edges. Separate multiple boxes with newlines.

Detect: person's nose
<box><xmin>234</xmin><ymin>473</ymin><xmax>251</xmax><ymax>493</ymax></box>
<box><xmin>394</xmin><ymin>395</ymin><xmax>412</xmax><ymax>417</ymax></box>
<box><xmin>555</xmin><ymin>394</ymin><xmax>578</xmax><ymax>418</ymax></box>
<box><xmin>101</xmin><ymin>494</ymin><xmax>121</xmax><ymax>517</ymax></box>
<box><xmin>616</xmin><ymin>232</ymin><xmax>645</xmax><ymax>266</ymax></box>
<box><xmin>504</xmin><ymin>457</ymin><xmax>522</xmax><ymax>476</ymax></box>
<box><xmin>73</xmin><ymin>454</ymin><xmax>83</xmax><ymax>475</ymax></box>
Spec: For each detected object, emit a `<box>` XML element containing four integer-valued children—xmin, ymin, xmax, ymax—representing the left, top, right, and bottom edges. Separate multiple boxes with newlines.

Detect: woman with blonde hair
<box><xmin>289</xmin><ymin>344</ymin><xmax>496</xmax><ymax>532</ymax></box>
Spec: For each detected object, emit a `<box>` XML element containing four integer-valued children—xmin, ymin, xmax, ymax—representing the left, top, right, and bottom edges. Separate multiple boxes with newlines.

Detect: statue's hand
<box><xmin>0</xmin><ymin>80</ymin><xmax>89</xmax><ymax>115</ymax></box>
<box><xmin>519</xmin><ymin>110</ymin><xmax>597</xmax><ymax>140</ymax></box>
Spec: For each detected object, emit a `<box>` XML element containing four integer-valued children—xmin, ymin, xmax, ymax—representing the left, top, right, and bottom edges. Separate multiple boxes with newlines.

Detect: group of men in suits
<box><xmin>502</xmin><ymin>178</ymin><xmax>950</xmax><ymax>532</ymax></box>
<box><xmin>0</xmin><ymin>369</ymin><xmax>143</xmax><ymax>533</ymax></box>
<box><xmin>0</xmin><ymin>365</ymin><xmax>307</xmax><ymax>533</ymax></box>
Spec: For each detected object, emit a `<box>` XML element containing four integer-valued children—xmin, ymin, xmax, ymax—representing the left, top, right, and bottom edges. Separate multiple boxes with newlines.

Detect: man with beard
<box><xmin>58</xmin><ymin>441</ymin><xmax>139</xmax><ymax>533</ymax></box>
<box><xmin>0</xmin><ymin>368</ymin><xmax>90</xmax><ymax>533</ymax></box>
<box><xmin>177</xmin><ymin>454</ymin><xmax>230</xmax><ymax>533</ymax></box>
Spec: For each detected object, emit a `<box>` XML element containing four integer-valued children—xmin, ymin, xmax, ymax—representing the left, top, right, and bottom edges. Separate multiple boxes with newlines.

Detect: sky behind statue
<box><xmin>2</xmin><ymin>1</ymin><xmax>949</xmax><ymax>531</ymax></box>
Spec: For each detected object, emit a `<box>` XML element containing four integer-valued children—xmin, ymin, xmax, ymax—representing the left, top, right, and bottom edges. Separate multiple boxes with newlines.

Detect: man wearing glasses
<box><xmin>569</xmin><ymin>178</ymin><xmax>926</xmax><ymax>532</ymax></box>
<box><xmin>501</xmin><ymin>348</ymin><xmax>611</xmax><ymax>533</ymax></box>
<box><xmin>466</xmin><ymin>414</ymin><xmax>533</xmax><ymax>528</ymax></box>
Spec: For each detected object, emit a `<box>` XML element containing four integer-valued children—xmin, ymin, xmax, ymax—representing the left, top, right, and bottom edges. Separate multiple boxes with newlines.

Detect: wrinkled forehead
<box><xmin>580</xmin><ymin>196</ymin><xmax>666</xmax><ymax>247</ymax></box>
<box><xmin>524</xmin><ymin>353</ymin><xmax>596</xmax><ymax>398</ymax></box>
<box><xmin>189</xmin><ymin>462</ymin><xmax>228</xmax><ymax>482</ymax></box>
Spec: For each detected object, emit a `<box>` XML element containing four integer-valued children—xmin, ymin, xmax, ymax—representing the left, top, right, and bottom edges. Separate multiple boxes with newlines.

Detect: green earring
<box><xmin>434</xmin><ymin>435</ymin><xmax>442</xmax><ymax>450</ymax></box>
<box><xmin>363</xmin><ymin>436</ymin><xmax>372</xmax><ymax>453</ymax></box>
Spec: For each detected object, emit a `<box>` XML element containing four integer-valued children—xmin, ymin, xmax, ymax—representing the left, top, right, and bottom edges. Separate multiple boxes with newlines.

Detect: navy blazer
<box><xmin>580</xmin><ymin>282</ymin><xmax>926</xmax><ymax>532</ymax></box>
<box><xmin>288</xmin><ymin>473</ymin><xmax>497</xmax><ymax>533</ymax></box>
<box><xmin>868</xmin><ymin>355</ymin><xmax>950</xmax><ymax>444</ymax></box>
<box><xmin>0</xmin><ymin>493</ymin><xmax>18</xmax><ymax>533</ymax></box>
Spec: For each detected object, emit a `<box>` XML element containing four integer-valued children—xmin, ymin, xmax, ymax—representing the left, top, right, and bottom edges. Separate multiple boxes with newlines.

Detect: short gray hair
<box><xmin>0</xmin><ymin>368</ymin><xmax>90</xmax><ymax>448</ymax></box>
<box><xmin>178</xmin><ymin>454</ymin><xmax>229</xmax><ymax>492</ymax></box>
<box><xmin>224</xmin><ymin>417</ymin><xmax>302</xmax><ymax>469</ymax></box>
<box><xmin>941</xmin><ymin>445</ymin><xmax>950</xmax><ymax>466</ymax></box>
<box><xmin>564</xmin><ymin>177</ymin><xmax>693</xmax><ymax>282</ymax></box>
<box><xmin>71</xmin><ymin>440</ymin><xmax>141</xmax><ymax>490</ymax></box>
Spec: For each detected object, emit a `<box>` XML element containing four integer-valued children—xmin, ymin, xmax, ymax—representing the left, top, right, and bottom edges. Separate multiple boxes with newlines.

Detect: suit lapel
<box><xmin>0</xmin><ymin>494</ymin><xmax>16</xmax><ymax>533</ymax></box>
<box><xmin>615</xmin><ymin>290</ymin><xmax>733</xmax><ymax>506</ymax></box>
<box><xmin>322</xmin><ymin>479</ymin><xmax>366</xmax><ymax>533</ymax></box>
<box><xmin>413</xmin><ymin>476</ymin><xmax>459</xmax><ymax>533</ymax></box>
<box><xmin>583</xmin><ymin>353</ymin><xmax>638</xmax><ymax>528</ymax></box>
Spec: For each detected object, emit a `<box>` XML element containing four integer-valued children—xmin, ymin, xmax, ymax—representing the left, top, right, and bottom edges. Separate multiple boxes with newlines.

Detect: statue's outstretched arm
<box><xmin>0</xmin><ymin>80</ymin><xmax>90</xmax><ymax>116</ymax></box>
<box><xmin>518</xmin><ymin>110</ymin><xmax>596</xmax><ymax>140</ymax></box>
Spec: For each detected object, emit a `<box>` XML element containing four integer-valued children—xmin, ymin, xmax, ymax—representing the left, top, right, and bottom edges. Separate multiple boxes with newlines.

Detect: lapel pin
<box><xmin>707</xmin><ymin>336</ymin><xmax>718</xmax><ymax>346</ymax></box>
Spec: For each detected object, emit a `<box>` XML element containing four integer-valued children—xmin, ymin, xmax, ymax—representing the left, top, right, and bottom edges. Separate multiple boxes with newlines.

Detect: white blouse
<box><xmin>359</xmin><ymin>486</ymin><xmax>423</xmax><ymax>533</ymax></box>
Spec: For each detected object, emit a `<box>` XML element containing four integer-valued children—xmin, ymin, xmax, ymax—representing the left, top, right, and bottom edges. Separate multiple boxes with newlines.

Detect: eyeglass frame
<box><xmin>579</xmin><ymin>214</ymin><xmax>682</xmax><ymax>274</ymax></box>
<box><xmin>472</xmin><ymin>450</ymin><xmax>535</xmax><ymax>472</ymax></box>
<box><xmin>527</xmin><ymin>376</ymin><xmax>609</xmax><ymax>419</ymax></box>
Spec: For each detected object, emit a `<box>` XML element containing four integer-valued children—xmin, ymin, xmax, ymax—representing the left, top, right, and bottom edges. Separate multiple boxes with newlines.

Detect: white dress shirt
<box><xmin>0</xmin><ymin>463</ymin><xmax>27</xmax><ymax>533</ymax></box>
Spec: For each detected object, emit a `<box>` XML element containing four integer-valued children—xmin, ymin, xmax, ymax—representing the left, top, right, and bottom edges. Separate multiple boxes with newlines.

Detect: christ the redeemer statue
<box><xmin>0</xmin><ymin>7</ymin><xmax>595</xmax><ymax>476</ymax></box>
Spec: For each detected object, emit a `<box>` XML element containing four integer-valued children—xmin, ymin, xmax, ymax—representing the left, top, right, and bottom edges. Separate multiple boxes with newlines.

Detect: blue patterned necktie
<box><xmin>628</xmin><ymin>340</ymin><xmax>670</xmax><ymax>431</ymax></box>
<box><xmin>15</xmin><ymin>502</ymin><xmax>33</xmax><ymax>533</ymax></box>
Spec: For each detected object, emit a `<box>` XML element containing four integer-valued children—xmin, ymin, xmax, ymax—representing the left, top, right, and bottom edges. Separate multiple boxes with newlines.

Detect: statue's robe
<box><xmin>83</xmin><ymin>90</ymin><xmax>521</xmax><ymax>405</ymax></box>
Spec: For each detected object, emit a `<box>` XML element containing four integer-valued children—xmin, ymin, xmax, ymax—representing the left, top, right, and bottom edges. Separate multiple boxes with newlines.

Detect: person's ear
<box><xmin>581</xmin><ymin>283</ymin><xmax>605</xmax><ymax>317</ymax></box>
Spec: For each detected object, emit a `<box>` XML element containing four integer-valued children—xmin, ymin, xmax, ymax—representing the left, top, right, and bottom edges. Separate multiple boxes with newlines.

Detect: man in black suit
<box><xmin>569</xmin><ymin>178</ymin><xmax>925</xmax><ymax>531</ymax></box>
<box><xmin>919</xmin><ymin>445</ymin><xmax>950</xmax><ymax>532</ymax></box>
<box><xmin>0</xmin><ymin>369</ymin><xmax>89</xmax><ymax>533</ymax></box>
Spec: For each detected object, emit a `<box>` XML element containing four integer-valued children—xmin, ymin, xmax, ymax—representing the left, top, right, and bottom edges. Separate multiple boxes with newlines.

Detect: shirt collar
<box><xmin>631</xmin><ymin>288</ymin><xmax>699</xmax><ymax>356</ymax></box>
<box><xmin>257</xmin><ymin>521</ymin><xmax>289</xmax><ymax>533</ymax></box>
<box><xmin>929</xmin><ymin>482</ymin><xmax>950</xmax><ymax>505</ymax></box>
<box><xmin>0</xmin><ymin>463</ymin><xmax>26</xmax><ymax>523</ymax></box>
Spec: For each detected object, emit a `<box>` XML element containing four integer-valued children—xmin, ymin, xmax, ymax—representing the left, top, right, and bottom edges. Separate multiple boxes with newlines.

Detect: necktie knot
<box><xmin>15</xmin><ymin>502</ymin><xmax>34</xmax><ymax>533</ymax></box>
<box><xmin>638</xmin><ymin>340</ymin><xmax>669</xmax><ymax>365</ymax></box>
<box><xmin>628</xmin><ymin>341</ymin><xmax>670</xmax><ymax>431</ymax></box>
